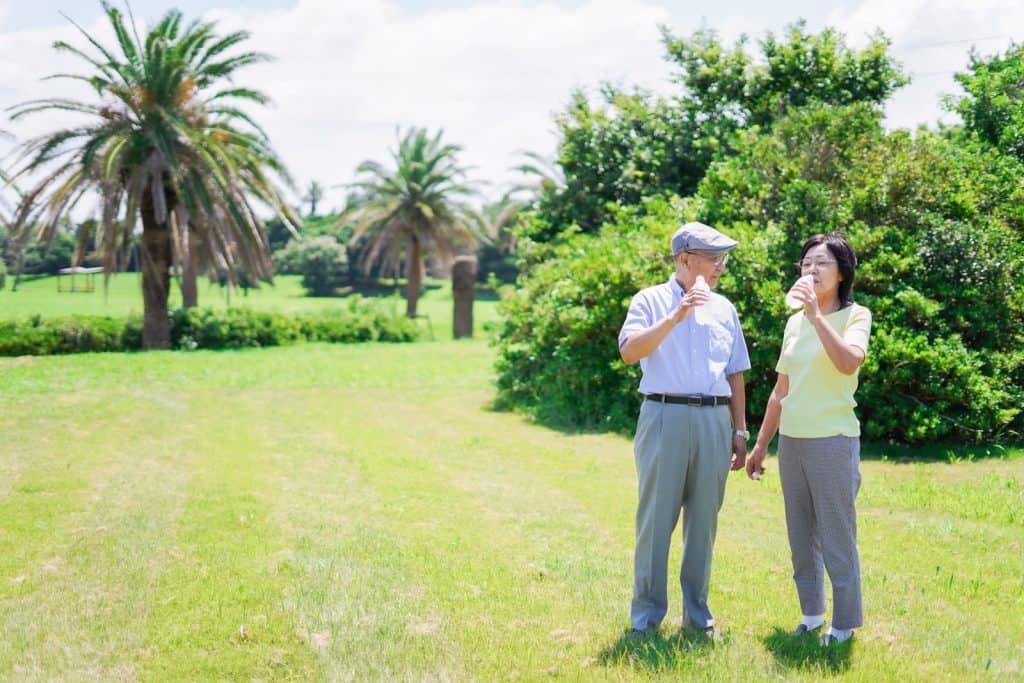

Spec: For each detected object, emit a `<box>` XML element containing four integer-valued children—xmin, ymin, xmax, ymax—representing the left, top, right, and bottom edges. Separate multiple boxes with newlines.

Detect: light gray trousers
<box><xmin>777</xmin><ymin>434</ymin><xmax>863</xmax><ymax>630</ymax></box>
<box><xmin>631</xmin><ymin>400</ymin><xmax>732</xmax><ymax>631</ymax></box>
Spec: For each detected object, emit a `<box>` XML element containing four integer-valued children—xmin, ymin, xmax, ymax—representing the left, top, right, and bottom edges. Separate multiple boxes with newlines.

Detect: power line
<box><xmin>899</xmin><ymin>35</ymin><xmax>1015</xmax><ymax>51</ymax></box>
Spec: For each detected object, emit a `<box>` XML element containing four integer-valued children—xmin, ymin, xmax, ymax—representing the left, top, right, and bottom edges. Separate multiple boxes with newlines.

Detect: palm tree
<box><xmin>0</xmin><ymin>130</ymin><xmax>28</xmax><ymax>291</ymax></box>
<box><xmin>482</xmin><ymin>151</ymin><xmax>566</xmax><ymax>256</ymax></box>
<box><xmin>6</xmin><ymin>3</ymin><xmax>299</xmax><ymax>347</ymax></box>
<box><xmin>303</xmin><ymin>180</ymin><xmax>325</xmax><ymax>216</ymax></box>
<box><xmin>346</xmin><ymin>127</ymin><xmax>481</xmax><ymax>317</ymax></box>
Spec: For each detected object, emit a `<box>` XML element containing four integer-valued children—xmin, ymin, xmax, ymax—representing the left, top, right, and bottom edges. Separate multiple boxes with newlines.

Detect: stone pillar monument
<box><xmin>452</xmin><ymin>255</ymin><xmax>477</xmax><ymax>339</ymax></box>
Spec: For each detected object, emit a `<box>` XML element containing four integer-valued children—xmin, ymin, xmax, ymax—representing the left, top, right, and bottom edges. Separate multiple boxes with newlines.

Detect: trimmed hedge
<box><xmin>0</xmin><ymin>298</ymin><xmax>419</xmax><ymax>356</ymax></box>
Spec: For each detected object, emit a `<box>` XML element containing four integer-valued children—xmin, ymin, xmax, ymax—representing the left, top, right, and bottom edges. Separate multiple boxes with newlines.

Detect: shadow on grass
<box><xmin>683</xmin><ymin>430</ymin><xmax>1024</xmax><ymax>464</ymax></box>
<box><xmin>309</xmin><ymin>280</ymin><xmax>443</xmax><ymax>299</ymax></box>
<box><xmin>486</xmin><ymin>391</ymin><xmax>642</xmax><ymax>437</ymax></box>
<box><xmin>596</xmin><ymin>626</ymin><xmax>719</xmax><ymax>672</ymax></box>
<box><xmin>763</xmin><ymin>626</ymin><xmax>853</xmax><ymax>675</ymax></box>
<box><xmin>473</xmin><ymin>287</ymin><xmax>502</xmax><ymax>302</ymax></box>
<box><xmin>859</xmin><ymin>440</ymin><xmax>1022</xmax><ymax>463</ymax></box>
<box><xmin>300</xmin><ymin>280</ymin><xmax>505</xmax><ymax>304</ymax></box>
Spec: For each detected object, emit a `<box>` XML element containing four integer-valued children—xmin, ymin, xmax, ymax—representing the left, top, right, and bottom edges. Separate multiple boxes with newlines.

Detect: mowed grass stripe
<box><xmin>137</xmin><ymin>391</ymin><xmax>329</xmax><ymax>680</ymax></box>
<box><xmin>265</xmin><ymin>388</ymin><xmax>602</xmax><ymax>679</ymax></box>
<box><xmin>0</xmin><ymin>391</ymin><xmax>197</xmax><ymax>679</ymax></box>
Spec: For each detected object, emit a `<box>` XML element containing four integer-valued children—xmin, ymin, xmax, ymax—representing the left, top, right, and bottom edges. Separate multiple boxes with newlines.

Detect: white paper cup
<box><xmin>785</xmin><ymin>275</ymin><xmax>814</xmax><ymax>308</ymax></box>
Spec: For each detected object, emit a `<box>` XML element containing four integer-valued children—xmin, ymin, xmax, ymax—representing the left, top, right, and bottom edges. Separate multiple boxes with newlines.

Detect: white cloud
<box><xmin>207</xmin><ymin>0</ymin><xmax>674</xmax><ymax>206</ymax></box>
<box><xmin>2</xmin><ymin>0</ymin><xmax>1019</xmax><ymax>215</ymax></box>
<box><xmin>827</xmin><ymin>0</ymin><xmax>1024</xmax><ymax>129</ymax></box>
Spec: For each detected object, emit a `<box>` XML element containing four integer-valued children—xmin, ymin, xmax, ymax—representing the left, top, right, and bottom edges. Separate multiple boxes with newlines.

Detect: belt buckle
<box><xmin>687</xmin><ymin>395</ymin><xmax>702</xmax><ymax>407</ymax></box>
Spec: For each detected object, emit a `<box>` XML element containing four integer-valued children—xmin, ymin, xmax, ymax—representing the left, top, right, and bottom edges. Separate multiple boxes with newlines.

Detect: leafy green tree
<box><xmin>346</xmin><ymin>127</ymin><xmax>482</xmax><ymax>317</ymax></box>
<box><xmin>947</xmin><ymin>42</ymin><xmax>1024</xmax><ymax>160</ymax></box>
<box><xmin>662</xmin><ymin>21</ymin><xmax>907</xmax><ymax>131</ymax></box>
<box><xmin>528</xmin><ymin>21</ymin><xmax>907</xmax><ymax>241</ymax></box>
<box><xmin>7</xmin><ymin>4</ymin><xmax>298</xmax><ymax>347</ymax></box>
<box><xmin>526</xmin><ymin>88</ymin><xmax>707</xmax><ymax>240</ymax></box>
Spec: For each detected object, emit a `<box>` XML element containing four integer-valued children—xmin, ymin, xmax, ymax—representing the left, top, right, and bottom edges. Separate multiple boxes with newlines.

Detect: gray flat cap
<box><xmin>671</xmin><ymin>221</ymin><xmax>738</xmax><ymax>256</ymax></box>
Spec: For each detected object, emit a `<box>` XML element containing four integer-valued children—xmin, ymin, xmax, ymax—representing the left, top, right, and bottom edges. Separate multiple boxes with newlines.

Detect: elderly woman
<box><xmin>746</xmin><ymin>232</ymin><xmax>872</xmax><ymax>647</ymax></box>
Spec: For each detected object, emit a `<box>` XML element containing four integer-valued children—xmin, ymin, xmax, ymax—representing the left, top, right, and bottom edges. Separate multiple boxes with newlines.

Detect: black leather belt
<box><xmin>645</xmin><ymin>394</ymin><xmax>730</xmax><ymax>407</ymax></box>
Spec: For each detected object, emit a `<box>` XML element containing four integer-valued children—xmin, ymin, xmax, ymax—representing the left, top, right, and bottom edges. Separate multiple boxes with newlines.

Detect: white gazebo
<box><xmin>56</xmin><ymin>266</ymin><xmax>104</xmax><ymax>293</ymax></box>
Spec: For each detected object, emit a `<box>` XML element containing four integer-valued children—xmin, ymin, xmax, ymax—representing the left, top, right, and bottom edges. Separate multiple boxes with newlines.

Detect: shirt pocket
<box><xmin>707</xmin><ymin>322</ymin><xmax>733</xmax><ymax>363</ymax></box>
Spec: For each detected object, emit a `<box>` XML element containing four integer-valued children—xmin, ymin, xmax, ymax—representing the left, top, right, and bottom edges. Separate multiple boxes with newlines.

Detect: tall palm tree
<box><xmin>303</xmin><ymin>180</ymin><xmax>325</xmax><ymax>216</ymax></box>
<box><xmin>347</xmin><ymin>127</ymin><xmax>481</xmax><ymax>317</ymax></box>
<box><xmin>6</xmin><ymin>3</ymin><xmax>299</xmax><ymax>347</ymax></box>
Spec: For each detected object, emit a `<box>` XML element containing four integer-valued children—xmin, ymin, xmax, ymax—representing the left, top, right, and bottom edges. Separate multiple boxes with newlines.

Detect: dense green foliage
<box><xmin>496</xmin><ymin>100</ymin><xmax>1024</xmax><ymax>443</ymax></box>
<box><xmin>494</xmin><ymin>199</ymin><xmax>680</xmax><ymax>431</ymax></box>
<box><xmin>949</xmin><ymin>42</ymin><xmax>1024</xmax><ymax>160</ymax></box>
<box><xmin>661</xmin><ymin>21</ymin><xmax>907</xmax><ymax>131</ymax></box>
<box><xmin>0</xmin><ymin>315</ymin><xmax>141</xmax><ymax>355</ymax></box>
<box><xmin>698</xmin><ymin>104</ymin><xmax>1024</xmax><ymax>442</ymax></box>
<box><xmin>527</xmin><ymin>88</ymin><xmax>707</xmax><ymax>239</ymax></box>
<box><xmin>0</xmin><ymin>300</ymin><xmax>418</xmax><ymax>356</ymax></box>
<box><xmin>274</xmin><ymin>236</ymin><xmax>350</xmax><ymax>296</ymax></box>
<box><xmin>526</xmin><ymin>22</ymin><xmax>906</xmax><ymax>240</ymax></box>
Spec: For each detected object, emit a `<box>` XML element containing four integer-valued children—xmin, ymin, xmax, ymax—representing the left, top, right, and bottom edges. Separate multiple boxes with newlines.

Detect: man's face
<box><xmin>679</xmin><ymin>250</ymin><xmax>729</xmax><ymax>288</ymax></box>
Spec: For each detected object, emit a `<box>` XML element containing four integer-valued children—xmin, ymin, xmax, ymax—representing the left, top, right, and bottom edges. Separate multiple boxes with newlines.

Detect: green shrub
<box><xmin>0</xmin><ymin>301</ymin><xmax>419</xmax><ymax>356</ymax></box>
<box><xmin>0</xmin><ymin>314</ymin><xmax>137</xmax><ymax>355</ymax></box>
<box><xmin>274</xmin><ymin>236</ymin><xmax>349</xmax><ymax>296</ymax></box>
<box><xmin>0</xmin><ymin>258</ymin><xmax>6</xmax><ymax>291</ymax></box>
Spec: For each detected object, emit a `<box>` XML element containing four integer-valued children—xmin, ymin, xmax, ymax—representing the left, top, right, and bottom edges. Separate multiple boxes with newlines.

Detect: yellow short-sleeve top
<box><xmin>776</xmin><ymin>303</ymin><xmax>872</xmax><ymax>438</ymax></box>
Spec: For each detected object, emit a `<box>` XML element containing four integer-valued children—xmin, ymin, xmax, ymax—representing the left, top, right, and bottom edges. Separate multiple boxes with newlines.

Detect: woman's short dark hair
<box><xmin>799</xmin><ymin>232</ymin><xmax>858</xmax><ymax>307</ymax></box>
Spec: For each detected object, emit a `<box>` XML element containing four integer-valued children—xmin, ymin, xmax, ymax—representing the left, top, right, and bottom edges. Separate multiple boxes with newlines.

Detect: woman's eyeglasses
<box><xmin>797</xmin><ymin>259</ymin><xmax>837</xmax><ymax>271</ymax></box>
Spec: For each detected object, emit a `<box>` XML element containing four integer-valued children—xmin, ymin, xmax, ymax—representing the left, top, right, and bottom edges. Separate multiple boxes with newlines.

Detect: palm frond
<box><xmin>9</xmin><ymin>3</ymin><xmax>295</xmax><ymax>311</ymax></box>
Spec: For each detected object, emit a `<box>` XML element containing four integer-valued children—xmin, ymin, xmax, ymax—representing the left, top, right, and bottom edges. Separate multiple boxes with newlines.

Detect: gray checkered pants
<box><xmin>778</xmin><ymin>434</ymin><xmax>863</xmax><ymax>630</ymax></box>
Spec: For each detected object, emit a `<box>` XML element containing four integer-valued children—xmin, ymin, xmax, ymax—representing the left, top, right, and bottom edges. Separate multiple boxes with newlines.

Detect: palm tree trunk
<box><xmin>140</xmin><ymin>189</ymin><xmax>173</xmax><ymax>349</ymax></box>
<box><xmin>405</xmin><ymin>239</ymin><xmax>423</xmax><ymax>318</ymax></box>
<box><xmin>181</xmin><ymin>224</ymin><xmax>198</xmax><ymax>309</ymax></box>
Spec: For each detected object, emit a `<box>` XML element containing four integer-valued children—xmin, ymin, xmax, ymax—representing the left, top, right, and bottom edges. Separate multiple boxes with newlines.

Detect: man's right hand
<box><xmin>671</xmin><ymin>287</ymin><xmax>709</xmax><ymax>323</ymax></box>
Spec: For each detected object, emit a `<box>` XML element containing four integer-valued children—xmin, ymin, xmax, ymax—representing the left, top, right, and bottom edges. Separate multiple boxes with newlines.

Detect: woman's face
<box><xmin>799</xmin><ymin>243</ymin><xmax>842</xmax><ymax>298</ymax></box>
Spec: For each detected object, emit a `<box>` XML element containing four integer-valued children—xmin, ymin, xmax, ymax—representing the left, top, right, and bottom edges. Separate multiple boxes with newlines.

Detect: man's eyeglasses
<box><xmin>797</xmin><ymin>258</ymin><xmax>837</xmax><ymax>271</ymax></box>
<box><xmin>687</xmin><ymin>251</ymin><xmax>729</xmax><ymax>267</ymax></box>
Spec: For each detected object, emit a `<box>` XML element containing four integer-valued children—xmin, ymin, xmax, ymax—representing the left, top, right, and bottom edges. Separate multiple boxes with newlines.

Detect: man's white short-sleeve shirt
<box><xmin>619</xmin><ymin>277</ymin><xmax>751</xmax><ymax>396</ymax></box>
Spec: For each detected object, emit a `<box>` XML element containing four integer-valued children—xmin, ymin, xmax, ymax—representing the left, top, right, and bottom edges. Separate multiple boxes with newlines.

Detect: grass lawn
<box><xmin>0</xmin><ymin>341</ymin><xmax>1022</xmax><ymax>680</ymax></box>
<box><xmin>0</xmin><ymin>274</ymin><xmax>502</xmax><ymax>341</ymax></box>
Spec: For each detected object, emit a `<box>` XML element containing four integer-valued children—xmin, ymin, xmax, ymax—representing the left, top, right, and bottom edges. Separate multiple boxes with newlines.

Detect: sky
<box><xmin>1</xmin><ymin>0</ymin><xmax>1021</xmax><ymax>212</ymax></box>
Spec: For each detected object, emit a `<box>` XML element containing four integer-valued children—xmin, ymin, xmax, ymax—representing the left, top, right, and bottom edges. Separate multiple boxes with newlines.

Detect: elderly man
<box><xmin>618</xmin><ymin>221</ymin><xmax>751</xmax><ymax>637</ymax></box>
